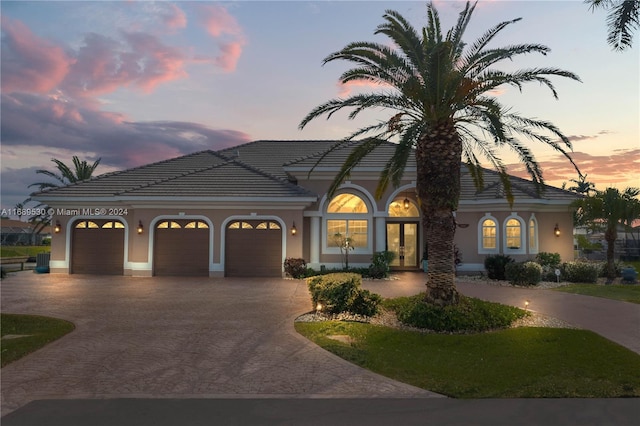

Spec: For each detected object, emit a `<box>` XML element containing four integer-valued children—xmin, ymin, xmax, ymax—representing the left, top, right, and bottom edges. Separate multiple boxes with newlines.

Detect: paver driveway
<box><xmin>1</xmin><ymin>273</ymin><xmax>438</xmax><ymax>415</ymax></box>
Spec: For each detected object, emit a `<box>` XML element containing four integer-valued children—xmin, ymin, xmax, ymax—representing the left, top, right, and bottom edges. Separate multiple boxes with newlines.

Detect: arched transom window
<box><xmin>325</xmin><ymin>193</ymin><xmax>371</xmax><ymax>253</ymax></box>
<box><xmin>388</xmin><ymin>199</ymin><xmax>419</xmax><ymax>217</ymax></box>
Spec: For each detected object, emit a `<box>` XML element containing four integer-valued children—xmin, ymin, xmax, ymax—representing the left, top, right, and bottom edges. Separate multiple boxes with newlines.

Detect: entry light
<box><xmin>137</xmin><ymin>221</ymin><xmax>144</xmax><ymax>234</ymax></box>
<box><xmin>403</xmin><ymin>197</ymin><xmax>410</xmax><ymax>210</ymax></box>
<box><xmin>291</xmin><ymin>222</ymin><xmax>297</xmax><ymax>236</ymax></box>
<box><xmin>54</xmin><ymin>221</ymin><xmax>61</xmax><ymax>234</ymax></box>
<box><xmin>554</xmin><ymin>224</ymin><xmax>560</xmax><ymax>237</ymax></box>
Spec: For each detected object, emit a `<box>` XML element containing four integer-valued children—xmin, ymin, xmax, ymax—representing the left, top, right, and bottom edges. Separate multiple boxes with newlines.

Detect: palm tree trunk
<box><xmin>604</xmin><ymin>224</ymin><xmax>617</xmax><ymax>284</ymax></box>
<box><xmin>416</xmin><ymin>122</ymin><xmax>462</xmax><ymax>306</ymax></box>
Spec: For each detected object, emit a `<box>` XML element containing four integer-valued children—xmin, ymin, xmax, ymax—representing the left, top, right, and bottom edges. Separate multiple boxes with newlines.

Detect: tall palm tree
<box><xmin>299</xmin><ymin>1</ymin><xmax>581</xmax><ymax>306</ymax></box>
<box><xmin>566</xmin><ymin>173</ymin><xmax>596</xmax><ymax>195</ymax></box>
<box><xmin>586</xmin><ymin>0</ymin><xmax>639</xmax><ymax>51</ymax></box>
<box><xmin>573</xmin><ymin>187</ymin><xmax>640</xmax><ymax>282</ymax></box>
<box><xmin>24</xmin><ymin>156</ymin><xmax>101</xmax><ymax>233</ymax></box>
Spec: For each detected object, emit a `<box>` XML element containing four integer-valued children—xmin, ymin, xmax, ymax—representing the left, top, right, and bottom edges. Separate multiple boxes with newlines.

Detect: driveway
<box><xmin>1</xmin><ymin>273</ymin><xmax>438</xmax><ymax>416</ymax></box>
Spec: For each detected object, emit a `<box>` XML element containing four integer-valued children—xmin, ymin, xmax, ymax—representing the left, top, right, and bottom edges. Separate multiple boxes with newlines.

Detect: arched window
<box><xmin>503</xmin><ymin>213</ymin><xmax>525</xmax><ymax>254</ymax></box>
<box><xmin>528</xmin><ymin>215</ymin><xmax>539</xmax><ymax>254</ymax></box>
<box><xmin>157</xmin><ymin>221</ymin><xmax>181</xmax><ymax>229</ymax></box>
<box><xmin>75</xmin><ymin>221</ymin><xmax>99</xmax><ymax>229</ymax></box>
<box><xmin>388</xmin><ymin>199</ymin><xmax>419</xmax><ymax>217</ymax></box>
<box><xmin>324</xmin><ymin>193</ymin><xmax>371</xmax><ymax>253</ymax></box>
<box><xmin>478</xmin><ymin>214</ymin><xmax>499</xmax><ymax>254</ymax></box>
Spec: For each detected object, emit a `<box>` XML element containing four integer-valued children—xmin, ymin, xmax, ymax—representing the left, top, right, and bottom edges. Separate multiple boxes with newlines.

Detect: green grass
<box><xmin>295</xmin><ymin>321</ymin><xmax>640</xmax><ymax>398</ymax></box>
<box><xmin>1</xmin><ymin>313</ymin><xmax>75</xmax><ymax>367</ymax></box>
<box><xmin>0</xmin><ymin>246</ymin><xmax>50</xmax><ymax>258</ymax></box>
<box><xmin>553</xmin><ymin>284</ymin><xmax>640</xmax><ymax>304</ymax></box>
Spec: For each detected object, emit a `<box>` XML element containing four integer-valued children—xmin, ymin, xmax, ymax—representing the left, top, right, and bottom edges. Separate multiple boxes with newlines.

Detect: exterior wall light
<box><xmin>554</xmin><ymin>224</ymin><xmax>560</xmax><ymax>237</ymax></box>
<box><xmin>291</xmin><ymin>222</ymin><xmax>297</xmax><ymax>236</ymax></box>
<box><xmin>403</xmin><ymin>197</ymin><xmax>410</xmax><ymax>210</ymax></box>
<box><xmin>54</xmin><ymin>221</ymin><xmax>61</xmax><ymax>234</ymax></box>
<box><xmin>137</xmin><ymin>221</ymin><xmax>144</xmax><ymax>234</ymax></box>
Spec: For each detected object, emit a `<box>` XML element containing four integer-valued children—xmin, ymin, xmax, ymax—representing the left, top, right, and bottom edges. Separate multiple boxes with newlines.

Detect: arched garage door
<box><xmin>225</xmin><ymin>220</ymin><xmax>282</xmax><ymax>277</ymax></box>
<box><xmin>154</xmin><ymin>220</ymin><xmax>209</xmax><ymax>276</ymax></box>
<box><xmin>72</xmin><ymin>219</ymin><xmax>125</xmax><ymax>275</ymax></box>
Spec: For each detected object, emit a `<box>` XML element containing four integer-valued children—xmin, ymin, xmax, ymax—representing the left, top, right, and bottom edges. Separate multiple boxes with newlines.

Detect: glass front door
<box><xmin>386</xmin><ymin>222</ymin><xmax>419</xmax><ymax>269</ymax></box>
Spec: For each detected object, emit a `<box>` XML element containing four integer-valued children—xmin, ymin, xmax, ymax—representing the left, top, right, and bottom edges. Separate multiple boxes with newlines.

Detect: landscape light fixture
<box><xmin>554</xmin><ymin>224</ymin><xmax>560</xmax><ymax>237</ymax></box>
<box><xmin>54</xmin><ymin>221</ymin><xmax>61</xmax><ymax>234</ymax></box>
<box><xmin>291</xmin><ymin>222</ymin><xmax>297</xmax><ymax>236</ymax></box>
<box><xmin>137</xmin><ymin>221</ymin><xmax>144</xmax><ymax>234</ymax></box>
<box><xmin>524</xmin><ymin>300</ymin><xmax>530</xmax><ymax>310</ymax></box>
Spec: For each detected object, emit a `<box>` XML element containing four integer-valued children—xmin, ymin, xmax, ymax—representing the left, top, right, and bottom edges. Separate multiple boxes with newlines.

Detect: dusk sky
<box><xmin>1</xmin><ymin>0</ymin><xmax>638</xmax><ymax>217</ymax></box>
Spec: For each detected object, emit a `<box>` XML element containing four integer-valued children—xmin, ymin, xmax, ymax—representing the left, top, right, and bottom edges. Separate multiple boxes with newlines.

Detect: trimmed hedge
<box><xmin>484</xmin><ymin>254</ymin><xmax>514</xmax><ymax>280</ymax></box>
<box><xmin>505</xmin><ymin>261</ymin><xmax>542</xmax><ymax>286</ymax></box>
<box><xmin>561</xmin><ymin>261</ymin><xmax>600</xmax><ymax>283</ymax></box>
<box><xmin>306</xmin><ymin>273</ymin><xmax>381</xmax><ymax>316</ymax></box>
<box><xmin>284</xmin><ymin>258</ymin><xmax>308</xmax><ymax>279</ymax></box>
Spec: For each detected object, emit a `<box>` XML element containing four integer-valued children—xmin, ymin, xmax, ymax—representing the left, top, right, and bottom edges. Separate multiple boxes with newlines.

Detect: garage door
<box><xmin>225</xmin><ymin>220</ymin><xmax>282</xmax><ymax>277</ymax></box>
<box><xmin>154</xmin><ymin>220</ymin><xmax>209</xmax><ymax>276</ymax></box>
<box><xmin>71</xmin><ymin>219</ymin><xmax>125</xmax><ymax>275</ymax></box>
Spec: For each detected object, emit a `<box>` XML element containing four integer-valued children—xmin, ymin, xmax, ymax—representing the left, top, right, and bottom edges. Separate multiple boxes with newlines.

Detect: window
<box><xmin>478</xmin><ymin>214</ymin><xmax>499</xmax><ymax>254</ymax></box>
<box><xmin>157</xmin><ymin>221</ymin><xmax>181</xmax><ymax>229</ymax></box>
<box><xmin>185</xmin><ymin>221</ymin><xmax>209</xmax><ymax>229</ymax></box>
<box><xmin>102</xmin><ymin>221</ymin><xmax>124</xmax><ymax>229</ymax></box>
<box><xmin>75</xmin><ymin>221</ymin><xmax>99</xmax><ymax>229</ymax></box>
<box><xmin>324</xmin><ymin>193</ymin><xmax>371</xmax><ymax>253</ymax></box>
<box><xmin>528</xmin><ymin>215</ymin><xmax>539</xmax><ymax>254</ymax></box>
<box><xmin>503</xmin><ymin>214</ymin><xmax>525</xmax><ymax>254</ymax></box>
<box><xmin>388</xmin><ymin>199</ymin><xmax>419</xmax><ymax>217</ymax></box>
<box><xmin>256</xmin><ymin>221</ymin><xmax>280</xmax><ymax>230</ymax></box>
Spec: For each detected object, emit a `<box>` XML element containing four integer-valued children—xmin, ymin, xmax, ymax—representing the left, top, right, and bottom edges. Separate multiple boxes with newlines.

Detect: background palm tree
<box><xmin>573</xmin><ymin>187</ymin><xmax>640</xmax><ymax>282</ymax></box>
<box><xmin>300</xmin><ymin>1</ymin><xmax>581</xmax><ymax>305</ymax></box>
<box><xmin>586</xmin><ymin>0</ymin><xmax>639</xmax><ymax>51</ymax></box>
<box><xmin>21</xmin><ymin>156</ymin><xmax>101</xmax><ymax>234</ymax></box>
<box><xmin>564</xmin><ymin>173</ymin><xmax>596</xmax><ymax>195</ymax></box>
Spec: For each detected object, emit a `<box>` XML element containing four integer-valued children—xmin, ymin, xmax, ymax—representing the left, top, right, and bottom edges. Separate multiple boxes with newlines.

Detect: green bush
<box><xmin>386</xmin><ymin>295</ymin><xmax>527</xmax><ymax>333</ymax></box>
<box><xmin>368</xmin><ymin>251</ymin><xmax>395</xmax><ymax>279</ymax></box>
<box><xmin>535</xmin><ymin>252</ymin><xmax>561</xmax><ymax>268</ymax></box>
<box><xmin>306</xmin><ymin>273</ymin><xmax>381</xmax><ymax>316</ymax></box>
<box><xmin>484</xmin><ymin>254</ymin><xmax>514</xmax><ymax>280</ymax></box>
<box><xmin>561</xmin><ymin>261</ymin><xmax>600</xmax><ymax>283</ymax></box>
<box><xmin>505</xmin><ymin>261</ymin><xmax>542</xmax><ymax>286</ymax></box>
<box><xmin>284</xmin><ymin>258</ymin><xmax>308</xmax><ymax>279</ymax></box>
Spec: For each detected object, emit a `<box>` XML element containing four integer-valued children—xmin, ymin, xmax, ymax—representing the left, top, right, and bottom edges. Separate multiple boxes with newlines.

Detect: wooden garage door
<box><xmin>154</xmin><ymin>220</ymin><xmax>209</xmax><ymax>276</ymax></box>
<box><xmin>225</xmin><ymin>220</ymin><xmax>282</xmax><ymax>277</ymax></box>
<box><xmin>72</xmin><ymin>220</ymin><xmax>125</xmax><ymax>275</ymax></box>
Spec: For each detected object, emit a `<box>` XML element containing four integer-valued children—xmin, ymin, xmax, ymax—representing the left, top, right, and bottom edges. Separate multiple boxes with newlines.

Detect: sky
<box><xmin>1</xmin><ymin>0</ymin><xmax>638</xmax><ymax>218</ymax></box>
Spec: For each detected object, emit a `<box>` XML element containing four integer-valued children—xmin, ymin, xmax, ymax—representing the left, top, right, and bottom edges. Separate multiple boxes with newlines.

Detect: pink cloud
<box><xmin>0</xmin><ymin>16</ymin><xmax>73</xmax><ymax>93</ymax></box>
<box><xmin>62</xmin><ymin>31</ymin><xmax>188</xmax><ymax>96</ymax></box>
<box><xmin>198</xmin><ymin>4</ymin><xmax>246</xmax><ymax>72</ymax></box>
<box><xmin>215</xmin><ymin>41</ymin><xmax>244</xmax><ymax>72</ymax></box>
<box><xmin>162</xmin><ymin>3</ymin><xmax>187</xmax><ymax>31</ymax></box>
<box><xmin>338</xmin><ymin>79</ymin><xmax>391</xmax><ymax>97</ymax></box>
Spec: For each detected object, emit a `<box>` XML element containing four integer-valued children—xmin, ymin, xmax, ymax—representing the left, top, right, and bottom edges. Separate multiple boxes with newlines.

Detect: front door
<box><xmin>386</xmin><ymin>222</ymin><xmax>419</xmax><ymax>269</ymax></box>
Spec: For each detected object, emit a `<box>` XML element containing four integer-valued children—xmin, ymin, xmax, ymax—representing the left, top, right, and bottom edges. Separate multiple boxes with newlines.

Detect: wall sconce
<box><xmin>54</xmin><ymin>221</ymin><xmax>61</xmax><ymax>234</ymax></box>
<box><xmin>403</xmin><ymin>196</ymin><xmax>410</xmax><ymax>210</ymax></box>
<box><xmin>137</xmin><ymin>221</ymin><xmax>144</xmax><ymax>234</ymax></box>
<box><xmin>291</xmin><ymin>222</ymin><xmax>297</xmax><ymax>236</ymax></box>
<box><xmin>554</xmin><ymin>224</ymin><xmax>560</xmax><ymax>237</ymax></box>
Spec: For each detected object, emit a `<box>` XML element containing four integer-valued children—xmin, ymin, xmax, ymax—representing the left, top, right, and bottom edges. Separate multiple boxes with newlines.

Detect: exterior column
<box><xmin>375</xmin><ymin>216</ymin><xmax>386</xmax><ymax>252</ymax></box>
<box><xmin>310</xmin><ymin>216</ymin><xmax>320</xmax><ymax>265</ymax></box>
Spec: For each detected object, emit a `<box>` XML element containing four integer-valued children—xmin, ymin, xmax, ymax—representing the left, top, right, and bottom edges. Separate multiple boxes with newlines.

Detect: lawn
<box><xmin>1</xmin><ymin>313</ymin><xmax>75</xmax><ymax>367</ymax></box>
<box><xmin>0</xmin><ymin>246</ymin><xmax>50</xmax><ymax>258</ymax></box>
<box><xmin>295</xmin><ymin>321</ymin><xmax>640</xmax><ymax>398</ymax></box>
<box><xmin>553</xmin><ymin>284</ymin><xmax>640</xmax><ymax>304</ymax></box>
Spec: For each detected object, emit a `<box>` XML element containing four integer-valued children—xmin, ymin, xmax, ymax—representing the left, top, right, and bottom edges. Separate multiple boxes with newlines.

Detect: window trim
<box><xmin>528</xmin><ymin>214</ymin><xmax>539</xmax><ymax>254</ymax></box>
<box><xmin>323</xmin><ymin>192</ymin><xmax>373</xmax><ymax>255</ymax></box>
<box><xmin>478</xmin><ymin>213</ymin><xmax>499</xmax><ymax>254</ymax></box>
<box><xmin>503</xmin><ymin>213</ymin><xmax>526</xmax><ymax>255</ymax></box>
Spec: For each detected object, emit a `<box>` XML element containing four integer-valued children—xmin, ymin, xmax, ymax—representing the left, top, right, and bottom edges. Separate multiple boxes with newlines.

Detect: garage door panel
<box><xmin>225</xmin><ymin>221</ymin><xmax>282</xmax><ymax>277</ymax></box>
<box><xmin>154</xmin><ymin>221</ymin><xmax>209</xmax><ymax>276</ymax></box>
<box><xmin>71</xmin><ymin>221</ymin><xmax>124</xmax><ymax>275</ymax></box>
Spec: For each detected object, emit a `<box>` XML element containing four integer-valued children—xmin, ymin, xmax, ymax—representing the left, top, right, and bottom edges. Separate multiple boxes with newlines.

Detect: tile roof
<box><xmin>31</xmin><ymin>140</ymin><xmax>578</xmax><ymax>204</ymax></box>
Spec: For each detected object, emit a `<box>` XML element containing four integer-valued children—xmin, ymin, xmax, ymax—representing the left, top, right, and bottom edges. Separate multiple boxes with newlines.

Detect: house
<box><xmin>0</xmin><ymin>218</ymin><xmax>51</xmax><ymax>246</ymax></box>
<box><xmin>32</xmin><ymin>140</ymin><xmax>579</xmax><ymax>277</ymax></box>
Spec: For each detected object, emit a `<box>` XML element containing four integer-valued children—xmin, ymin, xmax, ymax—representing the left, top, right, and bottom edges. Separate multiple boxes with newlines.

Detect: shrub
<box><xmin>284</xmin><ymin>258</ymin><xmax>308</xmax><ymax>279</ymax></box>
<box><xmin>561</xmin><ymin>261</ymin><xmax>600</xmax><ymax>283</ymax></box>
<box><xmin>368</xmin><ymin>251</ymin><xmax>396</xmax><ymax>279</ymax></box>
<box><xmin>387</xmin><ymin>295</ymin><xmax>527</xmax><ymax>333</ymax></box>
<box><xmin>505</xmin><ymin>261</ymin><xmax>542</xmax><ymax>286</ymax></box>
<box><xmin>306</xmin><ymin>273</ymin><xmax>381</xmax><ymax>316</ymax></box>
<box><xmin>598</xmin><ymin>261</ymin><xmax>624</xmax><ymax>278</ymax></box>
<box><xmin>484</xmin><ymin>254</ymin><xmax>514</xmax><ymax>280</ymax></box>
<box><xmin>535</xmin><ymin>252</ymin><xmax>561</xmax><ymax>268</ymax></box>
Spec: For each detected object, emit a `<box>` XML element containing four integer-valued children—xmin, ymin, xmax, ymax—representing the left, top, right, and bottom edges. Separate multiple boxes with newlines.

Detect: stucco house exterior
<box><xmin>32</xmin><ymin>140</ymin><xmax>579</xmax><ymax>277</ymax></box>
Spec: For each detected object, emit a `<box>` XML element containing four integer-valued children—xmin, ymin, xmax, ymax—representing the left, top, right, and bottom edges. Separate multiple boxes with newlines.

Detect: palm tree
<box><xmin>573</xmin><ymin>187</ymin><xmax>640</xmax><ymax>282</ymax></box>
<box><xmin>586</xmin><ymin>0</ymin><xmax>639</xmax><ymax>51</ymax></box>
<box><xmin>566</xmin><ymin>173</ymin><xmax>596</xmax><ymax>195</ymax></box>
<box><xmin>299</xmin><ymin>1</ymin><xmax>581</xmax><ymax>306</ymax></box>
<box><xmin>24</xmin><ymin>156</ymin><xmax>101</xmax><ymax>233</ymax></box>
<box><xmin>30</xmin><ymin>156</ymin><xmax>101</xmax><ymax>191</ymax></box>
